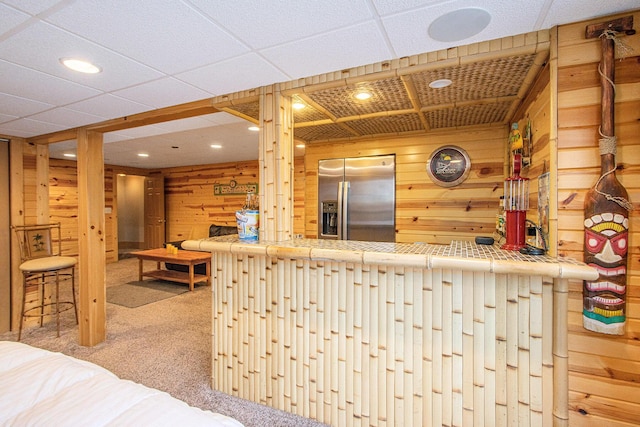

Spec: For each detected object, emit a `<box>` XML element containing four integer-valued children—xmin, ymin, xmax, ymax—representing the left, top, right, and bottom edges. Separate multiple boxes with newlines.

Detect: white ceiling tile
<box><xmin>66</xmin><ymin>94</ymin><xmax>152</xmax><ymax>121</ymax></box>
<box><xmin>0</xmin><ymin>92</ymin><xmax>54</xmax><ymax>117</ymax></box>
<box><xmin>0</xmin><ymin>2</ymin><xmax>30</xmax><ymax>33</ymax></box>
<box><xmin>1</xmin><ymin>0</ymin><xmax>62</xmax><ymax>15</ymax></box>
<box><xmin>29</xmin><ymin>107</ymin><xmax>106</xmax><ymax>128</ymax></box>
<box><xmin>0</xmin><ymin>113</ymin><xmax>18</xmax><ymax>124</ymax></box>
<box><xmin>105</xmin><ymin>124</ymin><xmax>170</xmax><ymax>140</ymax></box>
<box><xmin>177</xmin><ymin>53</ymin><xmax>289</xmax><ymax>95</ymax></box>
<box><xmin>0</xmin><ymin>22</ymin><xmax>164</xmax><ymax>92</ymax></box>
<box><xmin>261</xmin><ymin>22</ymin><xmax>393</xmax><ymax>80</ymax></box>
<box><xmin>0</xmin><ymin>116</ymin><xmax>66</xmax><ymax>137</ymax></box>
<box><xmin>114</xmin><ymin>77</ymin><xmax>213</xmax><ymax>109</ymax></box>
<box><xmin>381</xmin><ymin>1</ymin><xmax>544</xmax><ymax>56</ymax></box>
<box><xmin>0</xmin><ymin>59</ymin><xmax>101</xmax><ymax>105</ymax></box>
<box><xmin>540</xmin><ymin>0</ymin><xmax>640</xmax><ymax>29</ymax></box>
<box><xmin>371</xmin><ymin>0</ymin><xmax>445</xmax><ymax>15</ymax></box>
<box><xmin>191</xmin><ymin>0</ymin><xmax>375</xmax><ymax>49</ymax></box>
<box><xmin>45</xmin><ymin>0</ymin><xmax>250</xmax><ymax>74</ymax></box>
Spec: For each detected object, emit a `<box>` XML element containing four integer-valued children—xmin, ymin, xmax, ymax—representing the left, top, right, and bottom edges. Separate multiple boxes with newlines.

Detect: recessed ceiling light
<box><xmin>248</xmin><ymin>126</ymin><xmax>259</xmax><ymax>132</ymax></box>
<box><xmin>210</xmin><ymin>144</ymin><xmax>222</xmax><ymax>149</ymax></box>
<box><xmin>428</xmin><ymin>8</ymin><xmax>491</xmax><ymax>43</ymax></box>
<box><xmin>63</xmin><ymin>153</ymin><xmax>76</xmax><ymax>158</ymax></box>
<box><xmin>429</xmin><ymin>78</ymin><xmax>453</xmax><ymax>89</ymax></box>
<box><xmin>292</xmin><ymin>102</ymin><xmax>306</xmax><ymax>110</ymax></box>
<box><xmin>137</xmin><ymin>153</ymin><xmax>149</xmax><ymax>158</ymax></box>
<box><xmin>354</xmin><ymin>91</ymin><xmax>372</xmax><ymax>101</ymax></box>
<box><xmin>60</xmin><ymin>58</ymin><xmax>102</xmax><ymax>74</ymax></box>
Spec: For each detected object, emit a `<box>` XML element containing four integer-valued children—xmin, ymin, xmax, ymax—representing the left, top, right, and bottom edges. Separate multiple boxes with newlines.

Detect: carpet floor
<box><xmin>0</xmin><ymin>257</ymin><xmax>328</xmax><ymax>427</ymax></box>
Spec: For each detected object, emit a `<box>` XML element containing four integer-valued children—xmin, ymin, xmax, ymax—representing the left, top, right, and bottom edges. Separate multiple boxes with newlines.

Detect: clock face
<box><xmin>426</xmin><ymin>145</ymin><xmax>471</xmax><ymax>187</ymax></box>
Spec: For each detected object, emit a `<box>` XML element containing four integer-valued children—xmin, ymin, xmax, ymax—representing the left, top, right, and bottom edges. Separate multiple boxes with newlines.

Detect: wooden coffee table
<box><xmin>130</xmin><ymin>248</ymin><xmax>211</xmax><ymax>291</ymax></box>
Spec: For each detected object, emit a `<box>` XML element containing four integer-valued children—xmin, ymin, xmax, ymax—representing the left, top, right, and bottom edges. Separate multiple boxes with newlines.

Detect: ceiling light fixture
<box><xmin>428</xmin><ymin>8</ymin><xmax>491</xmax><ymax>43</ymax></box>
<box><xmin>429</xmin><ymin>78</ymin><xmax>453</xmax><ymax>89</ymax></box>
<box><xmin>210</xmin><ymin>144</ymin><xmax>222</xmax><ymax>149</ymax></box>
<box><xmin>354</xmin><ymin>90</ymin><xmax>372</xmax><ymax>101</ymax></box>
<box><xmin>63</xmin><ymin>153</ymin><xmax>76</xmax><ymax>158</ymax></box>
<box><xmin>137</xmin><ymin>153</ymin><xmax>149</xmax><ymax>158</ymax></box>
<box><xmin>248</xmin><ymin>126</ymin><xmax>259</xmax><ymax>132</ymax></box>
<box><xmin>292</xmin><ymin>102</ymin><xmax>306</xmax><ymax>110</ymax></box>
<box><xmin>296</xmin><ymin>143</ymin><xmax>305</xmax><ymax>149</ymax></box>
<box><xmin>60</xmin><ymin>58</ymin><xmax>102</xmax><ymax>74</ymax></box>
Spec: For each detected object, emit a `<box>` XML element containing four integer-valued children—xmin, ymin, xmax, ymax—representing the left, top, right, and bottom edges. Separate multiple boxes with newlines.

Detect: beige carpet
<box><xmin>0</xmin><ymin>257</ymin><xmax>328</xmax><ymax>427</ymax></box>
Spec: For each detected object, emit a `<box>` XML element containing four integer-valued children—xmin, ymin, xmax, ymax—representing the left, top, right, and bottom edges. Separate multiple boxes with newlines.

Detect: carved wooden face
<box><xmin>583</xmin><ymin>212</ymin><xmax>628</xmax><ymax>320</ymax></box>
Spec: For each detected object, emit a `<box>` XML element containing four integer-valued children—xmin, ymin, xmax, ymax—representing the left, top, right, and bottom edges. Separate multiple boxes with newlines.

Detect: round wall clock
<box><xmin>426</xmin><ymin>145</ymin><xmax>471</xmax><ymax>187</ymax></box>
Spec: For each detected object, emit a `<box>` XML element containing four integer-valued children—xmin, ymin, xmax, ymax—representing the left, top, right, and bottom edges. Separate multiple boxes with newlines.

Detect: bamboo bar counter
<box><xmin>182</xmin><ymin>237</ymin><xmax>597</xmax><ymax>427</ymax></box>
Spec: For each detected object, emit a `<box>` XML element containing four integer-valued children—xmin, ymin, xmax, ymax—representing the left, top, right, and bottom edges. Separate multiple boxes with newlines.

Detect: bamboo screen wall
<box><xmin>210</xmin><ymin>250</ymin><xmax>561</xmax><ymax>426</ymax></box>
<box><xmin>556</xmin><ymin>12</ymin><xmax>640</xmax><ymax>426</ymax></box>
<box><xmin>304</xmin><ymin>127</ymin><xmax>507</xmax><ymax>244</ymax></box>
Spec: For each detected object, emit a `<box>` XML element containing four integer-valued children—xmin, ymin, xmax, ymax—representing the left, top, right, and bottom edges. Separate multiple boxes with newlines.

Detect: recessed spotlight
<box><xmin>429</xmin><ymin>79</ymin><xmax>453</xmax><ymax>89</ymax></box>
<box><xmin>292</xmin><ymin>102</ymin><xmax>306</xmax><ymax>110</ymax></box>
<box><xmin>60</xmin><ymin>58</ymin><xmax>102</xmax><ymax>74</ymax></box>
<box><xmin>354</xmin><ymin>91</ymin><xmax>372</xmax><ymax>101</ymax></box>
<box><xmin>428</xmin><ymin>8</ymin><xmax>491</xmax><ymax>43</ymax></box>
<box><xmin>248</xmin><ymin>126</ymin><xmax>259</xmax><ymax>132</ymax></box>
<box><xmin>210</xmin><ymin>144</ymin><xmax>222</xmax><ymax>149</ymax></box>
<box><xmin>137</xmin><ymin>153</ymin><xmax>149</xmax><ymax>158</ymax></box>
<box><xmin>63</xmin><ymin>153</ymin><xmax>76</xmax><ymax>158</ymax></box>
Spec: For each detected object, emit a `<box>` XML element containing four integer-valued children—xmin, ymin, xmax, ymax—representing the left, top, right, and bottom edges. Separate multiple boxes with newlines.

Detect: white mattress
<box><xmin>0</xmin><ymin>341</ymin><xmax>244</xmax><ymax>427</ymax></box>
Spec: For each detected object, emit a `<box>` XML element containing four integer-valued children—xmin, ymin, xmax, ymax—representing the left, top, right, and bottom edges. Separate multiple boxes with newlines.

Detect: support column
<box><xmin>8</xmin><ymin>138</ymin><xmax>24</xmax><ymax>331</ymax></box>
<box><xmin>259</xmin><ymin>84</ymin><xmax>294</xmax><ymax>241</ymax></box>
<box><xmin>76</xmin><ymin>129</ymin><xmax>106</xmax><ymax>346</ymax></box>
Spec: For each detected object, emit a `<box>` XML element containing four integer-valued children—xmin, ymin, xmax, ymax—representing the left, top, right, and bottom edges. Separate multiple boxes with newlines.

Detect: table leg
<box><xmin>138</xmin><ymin>259</ymin><xmax>143</xmax><ymax>281</ymax></box>
<box><xmin>188</xmin><ymin>263</ymin><xmax>194</xmax><ymax>291</ymax></box>
<box><xmin>206</xmin><ymin>259</ymin><xmax>211</xmax><ymax>286</ymax></box>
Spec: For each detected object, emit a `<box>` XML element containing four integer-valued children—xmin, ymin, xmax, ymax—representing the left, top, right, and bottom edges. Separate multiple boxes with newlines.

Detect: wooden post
<box><xmin>76</xmin><ymin>128</ymin><xmax>106</xmax><ymax>346</ymax></box>
<box><xmin>9</xmin><ymin>138</ymin><xmax>25</xmax><ymax>331</ymax></box>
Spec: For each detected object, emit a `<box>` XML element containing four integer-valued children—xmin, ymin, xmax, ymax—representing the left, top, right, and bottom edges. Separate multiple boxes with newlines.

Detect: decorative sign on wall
<box><xmin>426</xmin><ymin>145</ymin><xmax>471</xmax><ymax>187</ymax></box>
<box><xmin>214</xmin><ymin>180</ymin><xmax>258</xmax><ymax>195</ymax></box>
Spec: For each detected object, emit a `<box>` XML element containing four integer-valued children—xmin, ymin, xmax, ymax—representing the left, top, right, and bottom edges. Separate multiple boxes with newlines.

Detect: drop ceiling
<box><xmin>0</xmin><ymin>0</ymin><xmax>637</xmax><ymax>168</ymax></box>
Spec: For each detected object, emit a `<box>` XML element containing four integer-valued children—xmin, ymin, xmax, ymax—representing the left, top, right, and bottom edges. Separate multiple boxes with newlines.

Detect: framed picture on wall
<box><xmin>426</xmin><ymin>145</ymin><xmax>471</xmax><ymax>187</ymax></box>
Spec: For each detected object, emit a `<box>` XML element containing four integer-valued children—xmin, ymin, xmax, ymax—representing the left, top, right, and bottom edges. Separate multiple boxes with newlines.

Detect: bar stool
<box><xmin>12</xmin><ymin>223</ymin><xmax>78</xmax><ymax>340</ymax></box>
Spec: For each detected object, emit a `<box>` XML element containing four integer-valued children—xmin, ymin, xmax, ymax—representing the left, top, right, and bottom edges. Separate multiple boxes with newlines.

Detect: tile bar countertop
<box><xmin>181</xmin><ymin>237</ymin><xmax>598</xmax><ymax>281</ymax></box>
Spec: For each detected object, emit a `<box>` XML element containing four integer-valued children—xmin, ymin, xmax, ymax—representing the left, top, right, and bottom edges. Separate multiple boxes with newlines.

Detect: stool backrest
<box><xmin>12</xmin><ymin>223</ymin><xmax>63</xmax><ymax>262</ymax></box>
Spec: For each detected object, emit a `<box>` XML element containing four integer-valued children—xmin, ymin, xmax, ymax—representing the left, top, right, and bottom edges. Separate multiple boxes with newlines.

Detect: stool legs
<box><xmin>17</xmin><ymin>268</ymin><xmax>77</xmax><ymax>341</ymax></box>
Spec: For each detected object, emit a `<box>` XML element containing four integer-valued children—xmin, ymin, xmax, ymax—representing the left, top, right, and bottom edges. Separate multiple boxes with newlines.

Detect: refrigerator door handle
<box><xmin>338</xmin><ymin>181</ymin><xmax>349</xmax><ymax>240</ymax></box>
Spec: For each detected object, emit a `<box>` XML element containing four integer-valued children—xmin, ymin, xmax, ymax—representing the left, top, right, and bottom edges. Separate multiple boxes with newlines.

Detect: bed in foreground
<box><xmin>0</xmin><ymin>341</ymin><xmax>244</xmax><ymax>427</ymax></box>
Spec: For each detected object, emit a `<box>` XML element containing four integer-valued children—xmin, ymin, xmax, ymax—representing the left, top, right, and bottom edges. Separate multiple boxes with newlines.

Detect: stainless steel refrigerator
<box><xmin>318</xmin><ymin>154</ymin><xmax>395</xmax><ymax>242</ymax></box>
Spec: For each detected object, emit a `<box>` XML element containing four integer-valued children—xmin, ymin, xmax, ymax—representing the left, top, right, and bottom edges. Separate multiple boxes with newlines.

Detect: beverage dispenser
<box><xmin>321</xmin><ymin>200</ymin><xmax>338</xmax><ymax>237</ymax></box>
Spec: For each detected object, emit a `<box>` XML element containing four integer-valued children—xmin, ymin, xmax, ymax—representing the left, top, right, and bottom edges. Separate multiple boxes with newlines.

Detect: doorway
<box><xmin>116</xmin><ymin>174</ymin><xmax>166</xmax><ymax>258</ymax></box>
<box><xmin>116</xmin><ymin>174</ymin><xmax>145</xmax><ymax>259</ymax></box>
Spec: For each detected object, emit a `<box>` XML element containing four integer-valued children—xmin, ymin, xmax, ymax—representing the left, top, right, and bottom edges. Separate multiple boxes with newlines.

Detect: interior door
<box><xmin>144</xmin><ymin>175</ymin><xmax>165</xmax><ymax>249</ymax></box>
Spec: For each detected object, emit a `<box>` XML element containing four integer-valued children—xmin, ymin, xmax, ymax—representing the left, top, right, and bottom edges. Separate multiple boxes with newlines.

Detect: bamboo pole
<box><xmin>495</xmin><ymin>274</ymin><xmax>508</xmax><ymax>424</ymax></box>
<box><xmin>553</xmin><ymin>278</ymin><xmax>570</xmax><ymax>426</ymax></box>
<box><xmin>518</xmin><ymin>276</ymin><xmax>531</xmax><ymax>425</ymax></box>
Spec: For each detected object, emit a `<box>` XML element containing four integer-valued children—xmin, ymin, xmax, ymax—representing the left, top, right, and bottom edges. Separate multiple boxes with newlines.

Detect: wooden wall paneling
<box><xmin>304</xmin><ymin>127</ymin><xmax>507</xmax><ymax>243</ymax></box>
<box><xmin>557</xmin><ymin>10</ymin><xmax>640</xmax><ymax>425</ymax></box>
